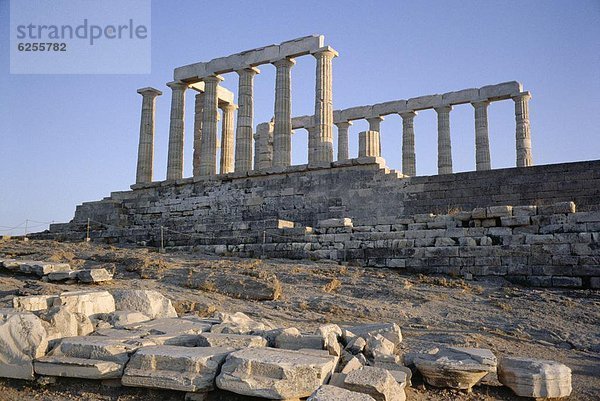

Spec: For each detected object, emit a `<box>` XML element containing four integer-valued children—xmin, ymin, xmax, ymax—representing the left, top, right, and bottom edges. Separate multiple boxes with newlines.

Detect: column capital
<box><xmin>399</xmin><ymin>110</ymin><xmax>417</xmax><ymax>119</ymax></box>
<box><xmin>471</xmin><ymin>100</ymin><xmax>490</xmax><ymax>108</ymax></box>
<box><xmin>312</xmin><ymin>46</ymin><xmax>339</xmax><ymax>59</ymax></box>
<box><xmin>434</xmin><ymin>105</ymin><xmax>453</xmax><ymax>113</ymax></box>
<box><xmin>272</xmin><ymin>58</ymin><xmax>296</xmax><ymax>68</ymax></box>
<box><xmin>137</xmin><ymin>87</ymin><xmax>162</xmax><ymax>97</ymax></box>
<box><xmin>220</xmin><ymin>103</ymin><xmax>238</xmax><ymax>112</ymax></box>
<box><xmin>166</xmin><ymin>81</ymin><xmax>188</xmax><ymax>91</ymax></box>
<box><xmin>512</xmin><ymin>91</ymin><xmax>532</xmax><ymax>101</ymax></box>
<box><xmin>366</xmin><ymin>116</ymin><xmax>384</xmax><ymax>123</ymax></box>
<box><xmin>235</xmin><ymin>66</ymin><xmax>260</xmax><ymax>76</ymax></box>
<box><xmin>334</xmin><ymin>121</ymin><xmax>353</xmax><ymax>129</ymax></box>
<box><xmin>202</xmin><ymin>74</ymin><xmax>225</xmax><ymax>84</ymax></box>
<box><xmin>195</xmin><ymin>92</ymin><xmax>205</xmax><ymax>100</ymax></box>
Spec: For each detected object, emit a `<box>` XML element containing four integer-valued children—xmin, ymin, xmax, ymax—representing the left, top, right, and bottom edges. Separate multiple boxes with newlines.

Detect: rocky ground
<box><xmin>0</xmin><ymin>239</ymin><xmax>598</xmax><ymax>400</ymax></box>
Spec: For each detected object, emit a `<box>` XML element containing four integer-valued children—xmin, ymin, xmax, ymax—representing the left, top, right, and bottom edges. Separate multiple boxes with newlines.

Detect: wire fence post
<box><xmin>85</xmin><ymin>218</ymin><xmax>91</xmax><ymax>242</ymax></box>
<box><xmin>159</xmin><ymin>226</ymin><xmax>165</xmax><ymax>253</ymax></box>
<box><xmin>23</xmin><ymin>219</ymin><xmax>29</xmax><ymax>241</ymax></box>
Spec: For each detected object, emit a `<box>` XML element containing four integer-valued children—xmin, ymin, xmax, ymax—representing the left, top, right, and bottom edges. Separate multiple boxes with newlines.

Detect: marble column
<box><xmin>166</xmin><ymin>81</ymin><xmax>187</xmax><ymax>180</ymax></box>
<box><xmin>135</xmin><ymin>87</ymin><xmax>162</xmax><ymax>184</ymax></box>
<box><xmin>234</xmin><ymin>67</ymin><xmax>259</xmax><ymax>173</ymax></box>
<box><xmin>312</xmin><ymin>47</ymin><xmax>338</xmax><ymax>164</ymax></box>
<box><xmin>254</xmin><ymin>121</ymin><xmax>274</xmax><ymax>170</ymax></box>
<box><xmin>400</xmin><ymin>111</ymin><xmax>417</xmax><ymax>177</ymax></box>
<box><xmin>472</xmin><ymin>100</ymin><xmax>491</xmax><ymax>171</ymax></box>
<box><xmin>358</xmin><ymin>130</ymin><xmax>380</xmax><ymax>158</ymax></box>
<box><xmin>192</xmin><ymin>93</ymin><xmax>204</xmax><ymax>177</ymax></box>
<box><xmin>272</xmin><ymin>58</ymin><xmax>295</xmax><ymax>167</ymax></box>
<box><xmin>367</xmin><ymin>116</ymin><xmax>384</xmax><ymax>156</ymax></box>
<box><xmin>513</xmin><ymin>92</ymin><xmax>533</xmax><ymax>167</ymax></box>
<box><xmin>220</xmin><ymin>104</ymin><xmax>236</xmax><ymax>174</ymax></box>
<box><xmin>335</xmin><ymin>121</ymin><xmax>352</xmax><ymax>161</ymax></box>
<box><xmin>199</xmin><ymin>75</ymin><xmax>224</xmax><ymax>176</ymax></box>
<box><xmin>435</xmin><ymin>105</ymin><xmax>453</xmax><ymax>175</ymax></box>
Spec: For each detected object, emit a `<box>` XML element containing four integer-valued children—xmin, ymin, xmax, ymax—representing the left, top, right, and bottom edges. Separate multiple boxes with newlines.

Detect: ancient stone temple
<box><xmin>38</xmin><ymin>35</ymin><xmax>600</xmax><ymax>288</ymax></box>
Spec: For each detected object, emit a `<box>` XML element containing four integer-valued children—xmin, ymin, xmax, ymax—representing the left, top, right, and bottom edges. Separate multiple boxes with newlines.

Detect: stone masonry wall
<box><xmin>37</xmin><ymin>158</ymin><xmax>600</xmax><ymax>288</ymax></box>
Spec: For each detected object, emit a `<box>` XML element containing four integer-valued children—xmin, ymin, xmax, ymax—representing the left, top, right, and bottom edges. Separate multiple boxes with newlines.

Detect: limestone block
<box><xmin>57</xmin><ymin>290</ymin><xmax>116</xmax><ymax>318</ymax></box>
<box><xmin>487</xmin><ymin>205</ymin><xmax>513</xmax><ymax>218</ymax></box>
<box><xmin>40</xmin><ymin>307</ymin><xmax>94</xmax><ymax>339</ymax></box>
<box><xmin>122</xmin><ymin>345</ymin><xmax>233</xmax><ymax>392</ymax></box>
<box><xmin>471</xmin><ymin>207</ymin><xmax>487</xmax><ymax>219</ymax></box>
<box><xmin>498</xmin><ymin>357</ymin><xmax>571</xmax><ymax>398</ymax></box>
<box><xmin>216</xmin><ymin>347</ymin><xmax>337</xmax><ymax>399</ymax></box>
<box><xmin>0</xmin><ymin>309</ymin><xmax>48</xmax><ymax>380</ymax></box>
<box><xmin>340</xmin><ymin>106</ymin><xmax>373</xmax><ymax>122</ymax></box>
<box><xmin>34</xmin><ymin>356</ymin><xmax>123</xmax><ymax>379</ymax></box>
<box><xmin>459</xmin><ymin>237</ymin><xmax>477</xmax><ymax>247</ymax></box>
<box><xmin>371</xmin><ymin>355</ymin><xmax>412</xmax><ymax>385</ymax></box>
<box><xmin>187</xmin><ymin>270</ymin><xmax>282</xmax><ymax>301</ymax></box>
<box><xmin>346</xmin><ymin>323</ymin><xmax>402</xmax><ymax>350</ymax></box>
<box><xmin>197</xmin><ymin>333</ymin><xmax>267</xmax><ymax>348</ymax></box>
<box><xmin>111</xmin><ymin>289</ymin><xmax>177</xmax><ymax>319</ymax></box>
<box><xmin>77</xmin><ymin>268</ymin><xmax>113</xmax><ymax>283</ymax></box>
<box><xmin>308</xmin><ymin>385</ymin><xmax>376</xmax><ymax>401</ymax></box>
<box><xmin>434</xmin><ymin>237</ymin><xmax>457</xmax><ymax>247</ymax></box>
<box><xmin>0</xmin><ymin>258</ymin><xmax>19</xmax><ymax>270</ymax></box>
<box><xmin>500</xmin><ymin>216</ymin><xmax>530</xmax><ymax>227</ymax></box>
<box><xmin>49</xmin><ymin>336</ymin><xmax>138</xmax><ymax>365</ymax></box>
<box><xmin>341</xmin><ymin>366</ymin><xmax>406</xmax><ymax>401</ymax></box>
<box><xmin>281</xmin><ymin>34</ymin><xmax>324</xmax><ymax>57</ymax></box>
<box><xmin>123</xmin><ymin>317</ymin><xmax>212</xmax><ymax>335</ymax></box>
<box><xmin>441</xmin><ymin>88</ymin><xmax>479</xmax><ymax>105</ymax></box>
<box><xmin>319</xmin><ymin>218</ymin><xmax>353</xmax><ymax>228</ymax></box>
<box><xmin>275</xmin><ymin>328</ymin><xmax>325</xmax><ymax>350</ymax></box>
<box><xmin>48</xmin><ymin>270</ymin><xmax>80</xmax><ymax>281</ymax></box>
<box><xmin>371</xmin><ymin>100</ymin><xmax>407</xmax><ymax>116</ymax></box>
<box><xmin>211</xmin><ymin>312</ymin><xmax>270</xmax><ymax>334</ymax></box>
<box><xmin>25</xmin><ymin>261</ymin><xmax>71</xmax><ymax>277</ymax></box>
<box><xmin>346</xmin><ymin>336</ymin><xmax>367</xmax><ymax>355</ymax></box>
<box><xmin>13</xmin><ymin>295</ymin><xmax>58</xmax><ymax>312</ymax></box>
<box><xmin>316</xmin><ymin>323</ymin><xmax>343</xmax><ymax>340</ymax></box>
<box><xmin>364</xmin><ymin>334</ymin><xmax>395</xmax><ymax>359</ymax></box>
<box><xmin>513</xmin><ymin>205</ymin><xmax>537</xmax><ymax>216</ymax></box>
<box><xmin>538</xmin><ymin>201</ymin><xmax>576</xmax><ymax>215</ymax></box>
<box><xmin>414</xmin><ymin>347</ymin><xmax>496</xmax><ymax>390</ymax></box>
<box><xmin>407</xmin><ymin>94</ymin><xmax>442</xmax><ymax>110</ymax></box>
<box><xmin>108</xmin><ymin>311</ymin><xmax>151</xmax><ymax>328</ymax></box>
<box><xmin>479</xmin><ymin>81</ymin><xmax>522</xmax><ymax>99</ymax></box>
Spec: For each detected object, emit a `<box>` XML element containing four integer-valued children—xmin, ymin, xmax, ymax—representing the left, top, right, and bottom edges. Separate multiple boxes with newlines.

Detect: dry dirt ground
<box><xmin>0</xmin><ymin>239</ymin><xmax>598</xmax><ymax>401</ymax></box>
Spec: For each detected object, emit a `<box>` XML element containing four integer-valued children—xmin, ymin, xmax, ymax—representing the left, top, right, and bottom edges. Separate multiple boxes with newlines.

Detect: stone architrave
<box><xmin>272</xmin><ymin>58</ymin><xmax>295</xmax><ymax>167</ymax></box>
<box><xmin>166</xmin><ymin>81</ymin><xmax>187</xmax><ymax>180</ymax></box>
<box><xmin>135</xmin><ymin>87</ymin><xmax>162</xmax><ymax>184</ymax></box>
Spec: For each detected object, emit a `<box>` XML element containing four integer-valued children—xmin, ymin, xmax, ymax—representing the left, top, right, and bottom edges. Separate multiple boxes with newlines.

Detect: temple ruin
<box><xmin>37</xmin><ymin>35</ymin><xmax>600</xmax><ymax>289</ymax></box>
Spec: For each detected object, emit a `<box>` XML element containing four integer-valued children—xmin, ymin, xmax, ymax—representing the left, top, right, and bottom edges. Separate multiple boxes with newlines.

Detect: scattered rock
<box><xmin>365</xmin><ymin>333</ymin><xmax>395</xmax><ymax>359</ymax></box>
<box><xmin>197</xmin><ymin>333</ymin><xmax>267</xmax><ymax>349</ymax></box>
<box><xmin>108</xmin><ymin>311</ymin><xmax>151</xmax><ymax>328</ymax></box>
<box><xmin>77</xmin><ymin>268</ymin><xmax>113</xmax><ymax>283</ymax></box>
<box><xmin>275</xmin><ymin>327</ymin><xmax>324</xmax><ymax>350</ymax></box>
<box><xmin>341</xmin><ymin>366</ymin><xmax>406</xmax><ymax>401</ymax></box>
<box><xmin>498</xmin><ymin>356</ymin><xmax>572</xmax><ymax>398</ymax></box>
<box><xmin>111</xmin><ymin>289</ymin><xmax>177</xmax><ymax>319</ymax></box>
<box><xmin>13</xmin><ymin>294</ymin><xmax>57</xmax><ymax>312</ymax></box>
<box><xmin>40</xmin><ymin>307</ymin><xmax>94</xmax><ymax>339</ymax></box>
<box><xmin>211</xmin><ymin>312</ymin><xmax>271</xmax><ymax>334</ymax></box>
<box><xmin>34</xmin><ymin>356</ymin><xmax>124</xmax><ymax>379</ymax></box>
<box><xmin>57</xmin><ymin>290</ymin><xmax>116</xmax><ymax>318</ymax></box>
<box><xmin>347</xmin><ymin>323</ymin><xmax>402</xmax><ymax>349</ymax></box>
<box><xmin>187</xmin><ymin>270</ymin><xmax>282</xmax><ymax>301</ymax></box>
<box><xmin>308</xmin><ymin>385</ymin><xmax>377</xmax><ymax>401</ymax></box>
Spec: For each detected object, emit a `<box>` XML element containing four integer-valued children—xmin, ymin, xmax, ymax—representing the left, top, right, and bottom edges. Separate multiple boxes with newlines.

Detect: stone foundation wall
<box><xmin>37</xmin><ymin>158</ymin><xmax>600</xmax><ymax>288</ymax></box>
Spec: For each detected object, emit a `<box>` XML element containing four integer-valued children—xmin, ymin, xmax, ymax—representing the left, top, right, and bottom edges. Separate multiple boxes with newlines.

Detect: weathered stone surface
<box><xmin>319</xmin><ymin>218</ymin><xmax>353</xmax><ymax>228</ymax></box>
<box><xmin>365</xmin><ymin>333</ymin><xmax>395</xmax><ymax>358</ymax></box>
<box><xmin>26</xmin><ymin>262</ymin><xmax>71</xmax><ymax>277</ymax></box>
<box><xmin>346</xmin><ymin>336</ymin><xmax>367</xmax><ymax>354</ymax></box>
<box><xmin>216</xmin><ymin>347</ymin><xmax>337</xmax><ymax>399</ymax></box>
<box><xmin>0</xmin><ymin>309</ymin><xmax>48</xmax><ymax>380</ymax></box>
<box><xmin>34</xmin><ymin>356</ymin><xmax>123</xmax><ymax>379</ymax></box>
<box><xmin>308</xmin><ymin>385</ymin><xmax>376</xmax><ymax>401</ymax></box>
<box><xmin>123</xmin><ymin>316</ymin><xmax>212</xmax><ymax>335</ymax></box>
<box><xmin>111</xmin><ymin>289</ymin><xmax>177</xmax><ymax>319</ymax></box>
<box><xmin>108</xmin><ymin>311</ymin><xmax>151</xmax><ymax>328</ymax></box>
<box><xmin>78</xmin><ymin>268</ymin><xmax>113</xmax><ymax>283</ymax></box>
<box><xmin>211</xmin><ymin>312</ymin><xmax>271</xmax><ymax>334</ymax></box>
<box><xmin>187</xmin><ymin>271</ymin><xmax>282</xmax><ymax>301</ymax></box>
<box><xmin>414</xmin><ymin>347</ymin><xmax>496</xmax><ymax>390</ymax></box>
<box><xmin>275</xmin><ymin>327</ymin><xmax>324</xmax><ymax>350</ymax></box>
<box><xmin>346</xmin><ymin>323</ymin><xmax>402</xmax><ymax>349</ymax></box>
<box><xmin>57</xmin><ymin>290</ymin><xmax>116</xmax><ymax>317</ymax></box>
<box><xmin>197</xmin><ymin>333</ymin><xmax>267</xmax><ymax>348</ymax></box>
<box><xmin>49</xmin><ymin>336</ymin><xmax>138</xmax><ymax>364</ymax></box>
<box><xmin>40</xmin><ymin>307</ymin><xmax>94</xmax><ymax>339</ymax></box>
<box><xmin>498</xmin><ymin>357</ymin><xmax>572</xmax><ymax>398</ymax></box>
<box><xmin>341</xmin><ymin>366</ymin><xmax>406</xmax><ymax>401</ymax></box>
<box><xmin>13</xmin><ymin>295</ymin><xmax>57</xmax><ymax>312</ymax></box>
<box><xmin>122</xmin><ymin>345</ymin><xmax>232</xmax><ymax>392</ymax></box>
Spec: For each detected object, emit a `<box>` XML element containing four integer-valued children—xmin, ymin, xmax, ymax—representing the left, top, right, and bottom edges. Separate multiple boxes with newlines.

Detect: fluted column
<box><xmin>255</xmin><ymin>122</ymin><xmax>274</xmax><ymax>170</ymax></box>
<box><xmin>192</xmin><ymin>93</ymin><xmax>204</xmax><ymax>177</ymax></box>
<box><xmin>367</xmin><ymin>116</ymin><xmax>384</xmax><ymax>156</ymax></box>
<box><xmin>513</xmin><ymin>91</ymin><xmax>533</xmax><ymax>167</ymax></box>
<box><xmin>312</xmin><ymin>46</ymin><xmax>338</xmax><ymax>165</ymax></box>
<box><xmin>435</xmin><ymin>105</ymin><xmax>453</xmax><ymax>175</ymax></box>
<box><xmin>199</xmin><ymin>75</ymin><xmax>224</xmax><ymax>176</ymax></box>
<box><xmin>358</xmin><ymin>130</ymin><xmax>380</xmax><ymax>157</ymax></box>
<box><xmin>220</xmin><ymin>104</ymin><xmax>236</xmax><ymax>174</ymax></box>
<box><xmin>135</xmin><ymin>87</ymin><xmax>162</xmax><ymax>184</ymax></box>
<box><xmin>234</xmin><ymin>67</ymin><xmax>259</xmax><ymax>172</ymax></box>
<box><xmin>335</xmin><ymin>121</ymin><xmax>352</xmax><ymax>161</ymax></box>
<box><xmin>400</xmin><ymin>111</ymin><xmax>417</xmax><ymax>177</ymax></box>
<box><xmin>166</xmin><ymin>81</ymin><xmax>187</xmax><ymax>180</ymax></box>
<box><xmin>472</xmin><ymin>100</ymin><xmax>491</xmax><ymax>171</ymax></box>
<box><xmin>272</xmin><ymin>58</ymin><xmax>295</xmax><ymax>167</ymax></box>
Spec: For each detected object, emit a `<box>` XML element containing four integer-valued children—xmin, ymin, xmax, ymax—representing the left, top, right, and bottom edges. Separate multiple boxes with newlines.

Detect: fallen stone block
<box><xmin>275</xmin><ymin>327</ymin><xmax>325</xmax><ymax>350</ymax></box>
<box><xmin>308</xmin><ymin>385</ymin><xmax>377</xmax><ymax>401</ymax></box>
<box><xmin>123</xmin><ymin>316</ymin><xmax>212</xmax><ymax>336</ymax></box>
<box><xmin>108</xmin><ymin>311</ymin><xmax>151</xmax><ymax>328</ymax></box>
<box><xmin>372</xmin><ymin>354</ymin><xmax>412</xmax><ymax>385</ymax></box>
<box><xmin>187</xmin><ymin>271</ymin><xmax>282</xmax><ymax>301</ymax></box>
<box><xmin>365</xmin><ymin>333</ymin><xmax>395</xmax><ymax>359</ymax></box>
<box><xmin>341</xmin><ymin>366</ymin><xmax>406</xmax><ymax>401</ymax></box>
<box><xmin>78</xmin><ymin>268</ymin><xmax>113</xmax><ymax>283</ymax></box>
<box><xmin>414</xmin><ymin>347</ymin><xmax>496</xmax><ymax>390</ymax></box>
<box><xmin>122</xmin><ymin>345</ymin><xmax>233</xmax><ymax>392</ymax></box>
<box><xmin>48</xmin><ymin>270</ymin><xmax>80</xmax><ymax>281</ymax></box>
<box><xmin>346</xmin><ymin>323</ymin><xmax>402</xmax><ymax>349</ymax></box>
<box><xmin>40</xmin><ymin>306</ymin><xmax>94</xmax><ymax>339</ymax></box>
<box><xmin>0</xmin><ymin>258</ymin><xmax>19</xmax><ymax>271</ymax></box>
<box><xmin>57</xmin><ymin>290</ymin><xmax>116</xmax><ymax>318</ymax></box>
<box><xmin>26</xmin><ymin>262</ymin><xmax>71</xmax><ymax>277</ymax></box>
<box><xmin>216</xmin><ymin>347</ymin><xmax>337</xmax><ymax>399</ymax></box>
<box><xmin>49</xmin><ymin>336</ymin><xmax>138</xmax><ymax>365</ymax></box>
<box><xmin>111</xmin><ymin>289</ymin><xmax>177</xmax><ymax>319</ymax></box>
<box><xmin>34</xmin><ymin>356</ymin><xmax>123</xmax><ymax>379</ymax></box>
<box><xmin>197</xmin><ymin>333</ymin><xmax>267</xmax><ymax>348</ymax></box>
<box><xmin>211</xmin><ymin>312</ymin><xmax>271</xmax><ymax>334</ymax></box>
<box><xmin>346</xmin><ymin>336</ymin><xmax>367</xmax><ymax>354</ymax></box>
<box><xmin>498</xmin><ymin>357</ymin><xmax>572</xmax><ymax>398</ymax></box>
<box><xmin>13</xmin><ymin>294</ymin><xmax>58</xmax><ymax>312</ymax></box>
<box><xmin>0</xmin><ymin>308</ymin><xmax>48</xmax><ymax>380</ymax></box>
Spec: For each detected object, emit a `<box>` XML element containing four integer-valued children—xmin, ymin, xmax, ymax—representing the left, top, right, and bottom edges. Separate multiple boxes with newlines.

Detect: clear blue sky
<box><xmin>1</xmin><ymin>0</ymin><xmax>599</xmax><ymax>235</ymax></box>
